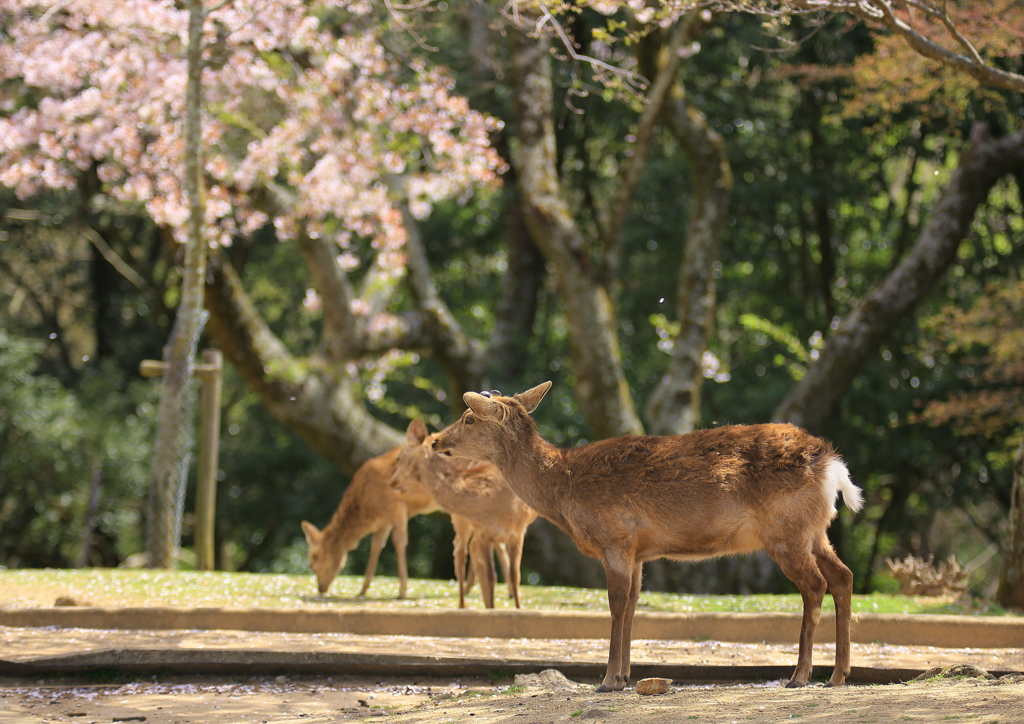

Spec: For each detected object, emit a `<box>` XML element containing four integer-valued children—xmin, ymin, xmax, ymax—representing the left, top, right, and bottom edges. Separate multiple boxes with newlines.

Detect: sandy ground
<box><xmin>2</xmin><ymin>667</ymin><xmax>1023</xmax><ymax>724</ymax></box>
<box><xmin>2</xmin><ymin>624</ymin><xmax>1023</xmax><ymax>724</ymax></box>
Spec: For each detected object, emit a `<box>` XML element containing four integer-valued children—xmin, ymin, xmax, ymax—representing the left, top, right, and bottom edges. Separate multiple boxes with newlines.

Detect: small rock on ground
<box><xmin>636</xmin><ymin>677</ymin><xmax>672</xmax><ymax>695</ymax></box>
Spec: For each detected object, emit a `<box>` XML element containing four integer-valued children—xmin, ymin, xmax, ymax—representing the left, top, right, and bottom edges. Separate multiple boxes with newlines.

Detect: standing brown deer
<box><xmin>301</xmin><ymin>446</ymin><xmax>439</xmax><ymax>598</ymax></box>
<box><xmin>393</xmin><ymin>418</ymin><xmax>538</xmax><ymax>608</ymax></box>
<box><xmin>431</xmin><ymin>381</ymin><xmax>864</xmax><ymax>692</ymax></box>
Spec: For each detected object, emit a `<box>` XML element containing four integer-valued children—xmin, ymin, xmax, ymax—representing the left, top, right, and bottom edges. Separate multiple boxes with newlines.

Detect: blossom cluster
<box><xmin>0</xmin><ymin>0</ymin><xmax>504</xmax><ymax>260</ymax></box>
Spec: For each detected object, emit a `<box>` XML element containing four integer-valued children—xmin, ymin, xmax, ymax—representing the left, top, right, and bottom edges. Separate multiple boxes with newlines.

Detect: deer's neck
<box><xmin>490</xmin><ymin>432</ymin><xmax>571</xmax><ymax>530</ymax></box>
<box><xmin>322</xmin><ymin>493</ymin><xmax>376</xmax><ymax>551</ymax></box>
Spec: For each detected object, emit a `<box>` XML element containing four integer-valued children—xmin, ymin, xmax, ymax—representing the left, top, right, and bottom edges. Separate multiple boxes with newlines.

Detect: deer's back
<box><xmin>339</xmin><ymin>448</ymin><xmax>435</xmax><ymax>531</ymax></box>
<box><xmin>566</xmin><ymin>424</ymin><xmax>829</xmax><ymax>487</ymax></box>
<box><xmin>554</xmin><ymin>424</ymin><xmax>838</xmax><ymax>556</ymax></box>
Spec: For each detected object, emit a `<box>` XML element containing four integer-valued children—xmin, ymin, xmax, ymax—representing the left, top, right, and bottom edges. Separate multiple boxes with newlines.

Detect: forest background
<box><xmin>1</xmin><ymin>0</ymin><xmax>1023</xmax><ymax>607</ymax></box>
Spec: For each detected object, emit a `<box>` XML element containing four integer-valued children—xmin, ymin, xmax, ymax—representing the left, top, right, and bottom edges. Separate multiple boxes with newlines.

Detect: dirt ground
<box><xmin>2</xmin><ymin>624</ymin><xmax>1023</xmax><ymax>724</ymax></box>
<box><xmin>2</xmin><ymin>577</ymin><xmax>1023</xmax><ymax>724</ymax></box>
<box><xmin>2</xmin><ymin>667</ymin><xmax>1023</xmax><ymax>724</ymax></box>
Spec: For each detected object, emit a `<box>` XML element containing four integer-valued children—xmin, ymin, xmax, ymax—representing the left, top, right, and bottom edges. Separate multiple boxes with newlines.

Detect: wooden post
<box><xmin>140</xmin><ymin>350</ymin><xmax>223</xmax><ymax>570</ymax></box>
<box><xmin>195</xmin><ymin>349</ymin><xmax>222</xmax><ymax>571</ymax></box>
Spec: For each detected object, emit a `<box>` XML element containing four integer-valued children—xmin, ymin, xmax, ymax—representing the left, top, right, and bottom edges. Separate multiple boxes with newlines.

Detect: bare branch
<box><xmin>510</xmin><ymin>3</ymin><xmax>649</xmax><ymax>95</ymax></box>
<box><xmin>769</xmin><ymin>0</ymin><xmax>1024</xmax><ymax>93</ymax></box>
<box><xmin>900</xmin><ymin>0</ymin><xmax>987</xmax><ymax>69</ymax></box>
<box><xmin>81</xmin><ymin>226</ymin><xmax>147</xmax><ymax>290</ymax></box>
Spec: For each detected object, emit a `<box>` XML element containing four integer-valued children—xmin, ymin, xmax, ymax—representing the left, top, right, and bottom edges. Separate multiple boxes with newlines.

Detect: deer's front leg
<box><xmin>506</xmin><ymin>537</ymin><xmax>524</xmax><ymax>609</ymax></box>
<box><xmin>390</xmin><ymin>504</ymin><xmax>410</xmax><ymax>599</ymax></box>
<box><xmin>619</xmin><ymin>560</ymin><xmax>643</xmax><ymax>686</ymax></box>
<box><xmin>359</xmin><ymin>526</ymin><xmax>391</xmax><ymax>596</ymax></box>
<box><xmin>469</xmin><ymin>536</ymin><xmax>497</xmax><ymax>609</ymax></box>
<box><xmin>451</xmin><ymin>516</ymin><xmax>472</xmax><ymax>609</ymax></box>
<box><xmin>598</xmin><ymin>551</ymin><xmax>635</xmax><ymax>692</ymax></box>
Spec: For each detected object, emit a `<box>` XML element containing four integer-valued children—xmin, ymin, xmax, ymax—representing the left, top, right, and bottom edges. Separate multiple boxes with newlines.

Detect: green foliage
<box><xmin>0</xmin><ymin>329</ymin><xmax>156</xmax><ymax>567</ymax></box>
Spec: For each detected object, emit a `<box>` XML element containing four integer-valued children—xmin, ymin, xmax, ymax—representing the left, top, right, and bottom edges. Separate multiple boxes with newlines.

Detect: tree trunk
<box><xmin>486</xmin><ymin>201</ymin><xmax>547</xmax><ymax>384</ymax></box>
<box><xmin>997</xmin><ymin>433</ymin><xmax>1024</xmax><ymax>610</ymax></box>
<box><xmin>507</xmin><ymin>21</ymin><xmax>643</xmax><ymax>439</ymax></box>
<box><xmin>75</xmin><ymin>465</ymin><xmax>103</xmax><ymax>569</ymax></box>
<box><xmin>773</xmin><ymin>125</ymin><xmax>1024</xmax><ymax>434</ymax></box>
<box><xmin>146</xmin><ymin>0</ymin><xmax>207</xmax><ymax>569</ymax></box>
<box><xmin>645</xmin><ymin>77</ymin><xmax>732</xmax><ymax>435</ymax></box>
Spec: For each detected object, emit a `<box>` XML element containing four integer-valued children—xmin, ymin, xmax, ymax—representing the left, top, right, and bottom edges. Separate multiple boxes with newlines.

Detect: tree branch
<box><xmin>716</xmin><ymin>1</ymin><xmax>1024</xmax><ymax>93</ymax></box>
<box><xmin>294</xmin><ymin>229</ymin><xmax>362</xmax><ymax>362</ymax></box>
<box><xmin>508</xmin><ymin>16</ymin><xmax>644</xmax><ymax>437</ymax></box>
<box><xmin>832</xmin><ymin>1</ymin><xmax>1024</xmax><ymax>93</ymax></box>
<box><xmin>644</xmin><ymin>24</ymin><xmax>733</xmax><ymax>436</ymax></box>
<box><xmin>396</xmin><ymin>199</ymin><xmax>487</xmax><ymax>399</ymax></box>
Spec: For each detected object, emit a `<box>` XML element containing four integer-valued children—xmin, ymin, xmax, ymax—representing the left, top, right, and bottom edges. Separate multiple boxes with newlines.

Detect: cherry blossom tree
<box><xmin>1</xmin><ymin>0</ymin><xmax>504</xmax><ymax>475</ymax></box>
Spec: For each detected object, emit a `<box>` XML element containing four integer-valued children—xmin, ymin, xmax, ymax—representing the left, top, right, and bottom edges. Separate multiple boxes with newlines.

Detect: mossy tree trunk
<box><xmin>146</xmin><ymin>0</ymin><xmax>207</xmax><ymax>569</ymax></box>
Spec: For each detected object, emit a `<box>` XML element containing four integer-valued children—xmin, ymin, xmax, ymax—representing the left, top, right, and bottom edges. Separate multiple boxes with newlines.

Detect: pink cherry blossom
<box><xmin>0</xmin><ymin>0</ymin><xmax>504</xmax><ymax>260</ymax></box>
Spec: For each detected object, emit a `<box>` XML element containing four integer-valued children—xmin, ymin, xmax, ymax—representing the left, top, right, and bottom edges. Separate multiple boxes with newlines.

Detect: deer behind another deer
<box><xmin>392</xmin><ymin>418</ymin><xmax>538</xmax><ymax>608</ymax></box>
<box><xmin>431</xmin><ymin>381</ymin><xmax>864</xmax><ymax>693</ymax></box>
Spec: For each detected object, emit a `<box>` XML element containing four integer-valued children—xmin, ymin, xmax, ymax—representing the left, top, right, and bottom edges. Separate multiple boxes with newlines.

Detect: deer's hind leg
<box><xmin>766</xmin><ymin>537</ymin><xmax>828</xmax><ymax>688</ymax></box>
<box><xmin>813</xmin><ymin>534</ymin><xmax>855</xmax><ymax>687</ymax></box>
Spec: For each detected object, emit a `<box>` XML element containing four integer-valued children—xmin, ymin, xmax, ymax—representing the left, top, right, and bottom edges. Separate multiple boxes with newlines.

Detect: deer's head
<box><xmin>301</xmin><ymin>520</ymin><xmax>346</xmax><ymax>594</ymax></box>
<box><xmin>391</xmin><ymin>418</ymin><xmax>436</xmax><ymax>493</ymax></box>
<box><xmin>432</xmin><ymin>381</ymin><xmax>552</xmax><ymax>462</ymax></box>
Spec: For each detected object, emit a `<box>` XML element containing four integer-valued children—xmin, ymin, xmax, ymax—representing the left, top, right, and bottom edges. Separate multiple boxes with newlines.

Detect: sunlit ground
<box><xmin>0</xmin><ymin>568</ymin><xmax>1014</xmax><ymax>615</ymax></box>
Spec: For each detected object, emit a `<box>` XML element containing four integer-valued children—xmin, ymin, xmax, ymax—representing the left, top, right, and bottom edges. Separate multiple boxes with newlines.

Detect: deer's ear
<box><xmin>515</xmin><ymin>381</ymin><xmax>552</xmax><ymax>413</ymax></box>
<box><xmin>406</xmin><ymin>418</ymin><xmax>429</xmax><ymax>444</ymax></box>
<box><xmin>301</xmin><ymin>520</ymin><xmax>321</xmax><ymax>546</ymax></box>
<box><xmin>464</xmin><ymin>391</ymin><xmax>503</xmax><ymax>419</ymax></box>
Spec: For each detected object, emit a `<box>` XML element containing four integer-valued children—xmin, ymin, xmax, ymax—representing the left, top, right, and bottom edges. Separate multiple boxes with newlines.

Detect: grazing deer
<box><xmin>393</xmin><ymin>418</ymin><xmax>538</xmax><ymax>608</ymax></box>
<box><xmin>301</xmin><ymin>446</ymin><xmax>439</xmax><ymax>598</ymax></box>
<box><xmin>432</xmin><ymin>382</ymin><xmax>864</xmax><ymax>692</ymax></box>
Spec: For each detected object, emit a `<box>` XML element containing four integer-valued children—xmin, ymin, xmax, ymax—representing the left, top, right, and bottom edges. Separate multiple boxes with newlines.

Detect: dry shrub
<box><xmin>886</xmin><ymin>554</ymin><xmax>968</xmax><ymax>596</ymax></box>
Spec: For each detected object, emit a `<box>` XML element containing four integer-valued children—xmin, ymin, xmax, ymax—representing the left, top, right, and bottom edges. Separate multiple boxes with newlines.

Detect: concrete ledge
<box><xmin>0</xmin><ymin>648</ymin><xmax>937</xmax><ymax>685</ymax></box>
<box><xmin>2</xmin><ymin>607</ymin><xmax>1022</xmax><ymax>649</ymax></box>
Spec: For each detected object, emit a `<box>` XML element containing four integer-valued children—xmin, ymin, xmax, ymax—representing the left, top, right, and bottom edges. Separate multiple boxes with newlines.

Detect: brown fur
<box><xmin>393</xmin><ymin>419</ymin><xmax>538</xmax><ymax>608</ymax></box>
<box><xmin>432</xmin><ymin>381</ymin><xmax>863</xmax><ymax>692</ymax></box>
<box><xmin>301</xmin><ymin>447</ymin><xmax>439</xmax><ymax>598</ymax></box>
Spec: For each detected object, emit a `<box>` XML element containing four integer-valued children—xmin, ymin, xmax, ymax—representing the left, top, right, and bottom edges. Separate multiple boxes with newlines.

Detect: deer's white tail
<box><xmin>822</xmin><ymin>458</ymin><xmax>863</xmax><ymax>514</ymax></box>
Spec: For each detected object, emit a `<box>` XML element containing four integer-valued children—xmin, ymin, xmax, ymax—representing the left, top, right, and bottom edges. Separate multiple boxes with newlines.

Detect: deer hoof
<box><xmin>785</xmin><ymin>679</ymin><xmax>807</xmax><ymax>689</ymax></box>
<box><xmin>596</xmin><ymin>675</ymin><xmax>626</xmax><ymax>693</ymax></box>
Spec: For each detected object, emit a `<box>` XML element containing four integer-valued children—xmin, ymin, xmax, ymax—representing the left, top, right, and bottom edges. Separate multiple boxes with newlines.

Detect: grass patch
<box><xmin>0</xmin><ymin>568</ymin><xmax>1015</xmax><ymax>615</ymax></box>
